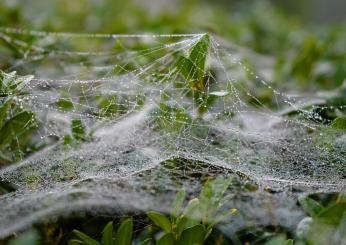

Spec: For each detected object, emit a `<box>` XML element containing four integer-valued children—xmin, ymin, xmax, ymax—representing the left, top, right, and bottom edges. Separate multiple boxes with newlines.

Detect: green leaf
<box><xmin>298</xmin><ymin>196</ymin><xmax>324</xmax><ymax>217</ymax></box>
<box><xmin>179</xmin><ymin>224</ymin><xmax>205</xmax><ymax>245</ymax></box>
<box><xmin>286</xmin><ymin>239</ymin><xmax>294</xmax><ymax>245</ymax></box>
<box><xmin>98</xmin><ymin>96</ymin><xmax>117</xmax><ymax>116</ymax></box>
<box><xmin>63</xmin><ymin>134</ymin><xmax>73</xmax><ymax>145</ymax></box>
<box><xmin>264</xmin><ymin>236</ymin><xmax>293</xmax><ymax>245</ymax></box>
<box><xmin>101</xmin><ymin>221</ymin><xmax>114</xmax><ymax>245</ymax></box>
<box><xmin>139</xmin><ymin>238</ymin><xmax>152</xmax><ymax>245</ymax></box>
<box><xmin>68</xmin><ymin>240</ymin><xmax>85</xmax><ymax>245</ymax></box>
<box><xmin>184</xmin><ymin>198</ymin><xmax>201</xmax><ymax>225</ymax></box>
<box><xmin>199</xmin><ymin>177</ymin><xmax>231</xmax><ymax>222</ymax></box>
<box><xmin>317</xmin><ymin>202</ymin><xmax>346</xmax><ymax>225</ymax></box>
<box><xmin>56</xmin><ymin>98</ymin><xmax>74</xmax><ymax>111</ymax></box>
<box><xmin>71</xmin><ymin>119</ymin><xmax>86</xmax><ymax>141</ymax></box>
<box><xmin>0</xmin><ymin>111</ymin><xmax>35</xmax><ymax>150</ymax></box>
<box><xmin>73</xmin><ymin>230</ymin><xmax>101</xmax><ymax>245</ymax></box>
<box><xmin>115</xmin><ymin>218</ymin><xmax>133</xmax><ymax>245</ymax></box>
<box><xmin>157</xmin><ymin>233</ymin><xmax>175</xmax><ymax>245</ymax></box>
<box><xmin>177</xmin><ymin>34</ymin><xmax>210</xmax><ymax>89</ymax></box>
<box><xmin>171</xmin><ymin>189</ymin><xmax>186</xmax><ymax>220</ymax></box>
<box><xmin>177</xmin><ymin>56</ymin><xmax>194</xmax><ymax>82</ymax></box>
<box><xmin>0</xmin><ymin>71</ymin><xmax>33</xmax><ymax>95</ymax></box>
<box><xmin>188</xmin><ymin>34</ymin><xmax>210</xmax><ymax>82</ymax></box>
<box><xmin>176</xmin><ymin>215</ymin><xmax>188</xmax><ymax>237</ymax></box>
<box><xmin>200</xmin><ymin>177</ymin><xmax>231</xmax><ymax>207</ymax></box>
<box><xmin>0</xmin><ymin>98</ymin><xmax>12</xmax><ymax>128</ymax></box>
<box><xmin>204</xmin><ymin>226</ymin><xmax>213</xmax><ymax>241</ymax></box>
<box><xmin>146</xmin><ymin>211</ymin><xmax>172</xmax><ymax>233</ymax></box>
<box><xmin>331</xmin><ymin>117</ymin><xmax>346</xmax><ymax>130</ymax></box>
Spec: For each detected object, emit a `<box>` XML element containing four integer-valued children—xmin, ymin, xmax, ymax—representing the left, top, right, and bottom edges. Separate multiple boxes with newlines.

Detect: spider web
<box><xmin>0</xmin><ymin>27</ymin><xmax>345</xmax><ymax>238</ymax></box>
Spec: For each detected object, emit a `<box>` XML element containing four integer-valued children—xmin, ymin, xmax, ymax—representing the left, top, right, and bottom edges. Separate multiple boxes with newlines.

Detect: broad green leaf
<box><xmin>73</xmin><ymin>230</ymin><xmax>101</xmax><ymax>245</ymax></box>
<box><xmin>0</xmin><ymin>98</ymin><xmax>12</xmax><ymax>128</ymax></box>
<box><xmin>146</xmin><ymin>211</ymin><xmax>172</xmax><ymax>233</ymax></box>
<box><xmin>177</xmin><ymin>34</ymin><xmax>210</xmax><ymax>90</ymax></box>
<box><xmin>317</xmin><ymin>202</ymin><xmax>346</xmax><ymax>225</ymax></box>
<box><xmin>0</xmin><ymin>111</ymin><xmax>35</xmax><ymax>150</ymax></box>
<box><xmin>171</xmin><ymin>189</ymin><xmax>186</xmax><ymax>219</ymax></box>
<box><xmin>331</xmin><ymin>117</ymin><xmax>346</xmax><ymax>130</ymax></box>
<box><xmin>199</xmin><ymin>177</ymin><xmax>231</xmax><ymax>222</ymax></box>
<box><xmin>176</xmin><ymin>215</ymin><xmax>188</xmax><ymax>237</ymax></box>
<box><xmin>56</xmin><ymin>98</ymin><xmax>73</xmax><ymax>111</ymax></box>
<box><xmin>298</xmin><ymin>196</ymin><xmax>324</xmax><ymax>217</ymax></box>
<box><xmin>71</xmin><ymin>119</ymin><xmax>86</xmax><ymax>141</ymax></box>
<box><xmin>179</xmin><ymin>224</ymin><xmax>205</xmax><ymax>245</ymax></box>
<box><xmin>115</xmin><ymin>218</ymin><xmax>133</xmax><ymax>245</ymax></box>
<box><xmin>200</xmin><ymin>177</ymin><xmax>231</xmax><ymax>207</ymax></box>
<box><xmin>157</xmin><ymin>233</ymin><xmax>175</xmax><ymax>245</ymax></box>
<box><xmin>101</xmin><ymin>221</ymin><xmax>114</xmax><ymax>245</ymax></box>
<box><xmin>188</xmin><ymin>34</ymin><xmax>210</xmax><ymax>82</ymax></box>
<box><xmin>177</xmin><ymin>56</ymin><xmax>194</xmax><ymax>82</ymax></box>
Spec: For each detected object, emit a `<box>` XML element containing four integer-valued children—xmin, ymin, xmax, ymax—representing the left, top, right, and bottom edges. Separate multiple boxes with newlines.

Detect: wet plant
<box><xmin>0</xmin><ymin>71</ymin><xmax>37</xmax><ymax>164</ymax></box>
<box><xmin>67</xmin><ymin>177</ymin><xmax>236</xmax><ymax>245</ymax></box>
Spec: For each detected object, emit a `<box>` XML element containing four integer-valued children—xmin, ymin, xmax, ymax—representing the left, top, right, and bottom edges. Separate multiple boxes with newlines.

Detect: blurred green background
<box><xmin>1</xmin><ymin>0</ymin><xmax>345</xmax><ymax>92</ymax></box>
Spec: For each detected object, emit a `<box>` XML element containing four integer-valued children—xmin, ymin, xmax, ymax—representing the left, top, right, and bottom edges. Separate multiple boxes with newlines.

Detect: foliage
<box><xmin>67</xmin><ymin>177</ymin><xmax>235</xmax><ymax>245</ymax></box>
<box><xmin>297</xmin><ymin>194</ymin><xmax>346</xmax><ymax>245</ymax></box>
<box><xmin>146</xmin><ymin>177</ymin><xmax>235</xmax><ymax>244</ymax></box>
<box><xmin>176</xmin><ymin>34</ymin><xmax>219</xmax><ymax>116</ymax></box>
<box><xmin>69</xmin><ymin>218</ymin><xmax>133</xmax><ymax>245</ymax></box>
<box><xmin>0</xmin><ymin>0</ymin><xmax>346</xmax><ymax>244</ymax></box>
<box><xmin>0</xmin><ymin>71</ymin><xmax>37</xmax><ymax>164</ymax></box>
<box><xmin>63</xmin><ymin>119</ymin><xmax>93</xmax><ymax>146</ymax></box>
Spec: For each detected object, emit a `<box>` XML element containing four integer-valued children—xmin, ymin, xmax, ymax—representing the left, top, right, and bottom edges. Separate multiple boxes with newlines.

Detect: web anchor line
<box><xmin>0</xmin><ymin>27</ymin><xmax>203</xmax><ymax>39</ymax></box>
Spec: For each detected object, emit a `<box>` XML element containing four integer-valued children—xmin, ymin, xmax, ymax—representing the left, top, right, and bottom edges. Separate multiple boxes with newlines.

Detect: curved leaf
<box><xmin>115</xmin><ymin>218</ymin><xmax>133</xmax><ymax>245</ymax></box>
<box><xmin>298</xmin><ymin>196</ymin><xmax>324</xmax><ymax>217</ymax></box>
<box><xmin>179</xmin><ymin>224</ymin><xmax>205</xmax><ymax>245</ymax></box>
<box><xmin>72</xmin><ymin>230</ymin><xmax>101</xmax><ymax>245</ymax></box>
<box><xmin>147</xmin><ymin>211</ymin><xmax>172</xmax><ymax>233</ymax></box>
<box><xmin>101</xmin><ymin>221</ymin><xmax>114</xmax><ymax>245</ymax></box>
<box><xmin>157</xmin><ymin>233</ymin><xmax>175</xmax><ymax>245</ymax></box>
<box><xmin>0</xmin><ymin>111</ymin><xmax>35</xmax><ymax>150</ymax></box>
<box><xmin>171</xmin><ymin>189</ymin><xmax>186</xmax><ymax>219</ymax></box>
